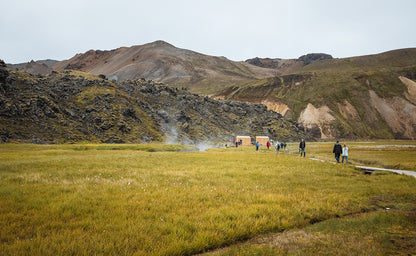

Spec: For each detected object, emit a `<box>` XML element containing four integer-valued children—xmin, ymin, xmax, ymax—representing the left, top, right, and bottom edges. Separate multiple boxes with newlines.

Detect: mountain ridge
<box><xmin>50</xmin><ymin>41</ymin><xmax>276</xmax><ymax>95</ymax></box>
<box><xmin>4</xmin><ymin>42</ymin><xmax>416</xmax><ymax>140</ymax></box>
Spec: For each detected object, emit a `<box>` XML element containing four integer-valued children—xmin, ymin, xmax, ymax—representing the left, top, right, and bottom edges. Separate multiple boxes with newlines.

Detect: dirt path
<box><xmin>355</xmin><ymin>165</ymin><xmax>416</xmax><ymax>178</ymax></box>
<box><xmin>308</xmin><ymin>157</ymin><xmax>416</xmax><ymax>178</ymax></box>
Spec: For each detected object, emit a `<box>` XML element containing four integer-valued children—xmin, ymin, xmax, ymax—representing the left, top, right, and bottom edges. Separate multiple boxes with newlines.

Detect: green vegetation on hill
<box><xmin>216</xmin><ymin>49</ymin><xmax>416</xmax><ymax>139</ymax></box>
<box><xmin>0</xmin><ymin>68</ymin><xmax>163</xmax><ymax>143</ymax></box>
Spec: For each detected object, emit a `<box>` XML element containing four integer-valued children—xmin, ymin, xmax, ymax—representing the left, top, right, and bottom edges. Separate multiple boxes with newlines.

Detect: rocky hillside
<box><xmin>245</xmin><ymin>53</ymin><xmax>333</xmax><ymax>75</ymax></box>
<box><xmin>216</xmin><ymin>49</ymin><xmax>416</xmax><ymax>140</ymax></box>
<box><xmin>6</xmin><ymin>60</ymin><xmax>58</xmax><ymax>75</ymax></box>
<box><xmin>52</xmin><ymin>41</ymin><xmax>275</xmax><ymax>95</ymax></box>
<box><xmin>0</xmin><ymin>60</ymin><xmax>304</xmax><ymax>144</ymax></box>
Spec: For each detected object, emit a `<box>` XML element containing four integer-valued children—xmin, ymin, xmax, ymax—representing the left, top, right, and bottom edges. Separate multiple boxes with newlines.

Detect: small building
<box><xmin>256</xmin><ymin>136</ymin><xmax>270</xmax><ymax>146</ymax></box>
<box><xmin>235</xmin><ymin>136</ymin><xmax>251</xmax><ymax>146</ymax></box>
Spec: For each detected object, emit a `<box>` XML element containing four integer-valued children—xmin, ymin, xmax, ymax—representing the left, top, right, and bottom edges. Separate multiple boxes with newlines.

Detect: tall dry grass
<box><xmin>1</xmin><ymin>143</ymin><xmax>415</xmax><ymax>255</ymax></box>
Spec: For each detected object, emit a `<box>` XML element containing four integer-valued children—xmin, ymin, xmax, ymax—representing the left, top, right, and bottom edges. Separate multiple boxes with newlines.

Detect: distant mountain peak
<box><xmin>147</xmin><ymin>40</ymin><xmax>175</xmax><ymax>48</ymax></box>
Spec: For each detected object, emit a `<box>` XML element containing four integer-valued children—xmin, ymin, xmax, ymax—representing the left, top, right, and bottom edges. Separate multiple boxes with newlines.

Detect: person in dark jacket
<box><xmin>333</xmin><ymin>140</ymin><xmax>342</xmax><ymax>163</ymax></box>
<box><xmin>299</xmin><ymin>139</ymin><xmax>306</xmax><ymax>157</ymax></box>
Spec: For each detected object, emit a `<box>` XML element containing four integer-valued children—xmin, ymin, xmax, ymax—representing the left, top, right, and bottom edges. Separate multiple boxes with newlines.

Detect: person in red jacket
<box><xmin>266</xmin><ymin>141</ymin><xmax>271</xmax><ymax>149</ymax></box>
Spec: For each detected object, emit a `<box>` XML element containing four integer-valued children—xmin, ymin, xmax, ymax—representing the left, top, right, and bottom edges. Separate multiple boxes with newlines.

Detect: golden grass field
<box><xmin>0</xmin><ymin>142</ymin><xmax>415</xmax><ymax>255</ymax></box>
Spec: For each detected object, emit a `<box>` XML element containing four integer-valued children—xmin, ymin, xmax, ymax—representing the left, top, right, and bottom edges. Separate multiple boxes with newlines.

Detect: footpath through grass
<box><xmin>305</xmin><ymin>141</ymin><xmax>416</xmax><ymax>171</ymax></box>
<box><xmin>0</xmin><ymin>143</ymin><xmax>415</xmax><ymax>255</ymax></box>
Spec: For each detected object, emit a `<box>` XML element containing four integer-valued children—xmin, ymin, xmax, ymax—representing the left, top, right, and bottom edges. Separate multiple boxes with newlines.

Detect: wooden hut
<box><xmin>255</xmin><ymin>136</ymin><xmax>270</xmax><ymax>146</ymax></box>
<box><xmin>235</xmin><ymin>136</ymin><xmax>251</xmax><ymax>146</ymax></box>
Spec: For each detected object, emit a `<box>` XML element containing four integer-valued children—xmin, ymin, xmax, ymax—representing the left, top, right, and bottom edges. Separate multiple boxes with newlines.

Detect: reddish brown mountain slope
<box><xmin>53</xmin><ymin>41</ymin><xmax>275</xmax><ymax>94</ymax></box>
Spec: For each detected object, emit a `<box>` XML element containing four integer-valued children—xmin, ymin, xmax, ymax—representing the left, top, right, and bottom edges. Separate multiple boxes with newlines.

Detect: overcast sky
<box><xmin>1</xmin><ymin>0</ymin><xmax>415</xmax><ymax>63</ymax></box>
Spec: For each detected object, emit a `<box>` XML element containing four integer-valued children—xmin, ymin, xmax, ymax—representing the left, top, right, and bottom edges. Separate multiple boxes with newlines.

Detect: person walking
<box><xmin>342</xmin><ymin>144</ymin><xmax>349</xmax><ymax>164</ymax></box>
<box><xmin>256</xmin><ymin>141</ymin><xmax>259</xmax><ymax>151</ymax></box>
<box><xmin>333</xmin><ymin>140</ymin><xmax>343</xmax><ymax>163</ymax></box>
<box><xmin>275</xmin><ymin>141</ymin><xmax>280</xmax><ymax>153</ymax></box>
<box><xmin>266</xmin><ymin>141</ymin><xmax>271</xmax><ymax>150</ymax></box>
<box><xmin>299</xmin><ymin>139</ymin><xmax>306</xmax><ymax>157</ymax></box>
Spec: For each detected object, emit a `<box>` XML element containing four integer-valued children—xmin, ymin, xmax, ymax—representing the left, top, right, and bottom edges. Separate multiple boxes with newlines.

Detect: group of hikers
<box><xmin>255</xmin><ymin>141</ymin><xmax>287</xmax><ymax>152</ymax></box>
<box><xmin>298</xmin><ymin>139</ymin><xmax>349</xmax><ymax>164</ymax></box>
<box><xmin>256</xmin><ymin>140</ymin><xmax>287</xmax><ymax>152</ymax></box>
<box><xmin>235</xmin><ymin>138</ymin><xmax>349</xmax><ymax>164</ymax></box>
